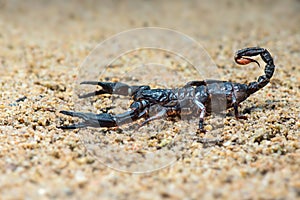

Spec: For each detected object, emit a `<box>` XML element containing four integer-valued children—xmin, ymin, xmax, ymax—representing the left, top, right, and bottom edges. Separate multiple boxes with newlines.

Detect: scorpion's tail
<box><xmin>234</xmin><ymin>47</ymin><xmax>275</xmax><ymax>95</ymax></box>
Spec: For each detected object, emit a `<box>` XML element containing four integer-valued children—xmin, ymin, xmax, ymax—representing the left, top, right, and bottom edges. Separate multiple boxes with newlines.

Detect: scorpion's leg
<box><xmin>139</xmin><ymin>108</ymin><xmax>167</xmax><ymax>127</ymax></box>
<box><xmin>228</xmin><ymin>82</ymin><xmax>248</xmax><ymax>120</ymax></box>
<box><xmin>234</xmin><ymin>47</ymin><xmax>275</xmax><ymax>95</ymax></box>
<box><xmin>233</xmin><ymin>104</ymin><xmax>247</xmax><ymax>120</ymax></box>
<box><xmin>79</xmin><ymin>81</ymin><xmax>150</xmax><ymax>98</ymax></box>
<box><xmin>231</xmin><ymin>92</ymin><xmax>248</xmax><ymax>120</ymax></box>
<box><xmin>194</xmin><ymin>99</ymin><xmax>206</xmax><ymax>133</ymax></box>
<box><xmin>58</xmin><ymin>100</ymin><xmax>150</xmax><ymax>129</ymax></box>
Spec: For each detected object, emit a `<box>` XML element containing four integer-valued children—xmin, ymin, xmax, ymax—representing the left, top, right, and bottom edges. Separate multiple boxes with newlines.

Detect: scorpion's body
<box><xmin>59</xmin><ymin>47</ymin><xmax>275</xmax><ymax>132</ymax></box>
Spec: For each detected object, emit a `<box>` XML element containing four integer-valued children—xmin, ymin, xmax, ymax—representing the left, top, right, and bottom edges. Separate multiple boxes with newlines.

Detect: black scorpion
<box><xmin>59</xmin><ymin>47</ymin><xmax>275</xmax><ymax>132</ymax></box>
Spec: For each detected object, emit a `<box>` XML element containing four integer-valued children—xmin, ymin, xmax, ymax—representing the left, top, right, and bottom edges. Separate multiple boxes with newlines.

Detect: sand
<box><xmin>0</xmin><ymin>0</ymin><xmax>299</xmax><ymax>199</ymax></box>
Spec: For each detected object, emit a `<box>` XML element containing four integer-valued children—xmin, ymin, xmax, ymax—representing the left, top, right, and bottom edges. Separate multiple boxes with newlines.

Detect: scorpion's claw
<box><xmin>80</xmin><ymin>81</ymin><xmax>115</xmax><ymax>92</ymax></box>
<box><xmin>80</xmin><ymin>81</ymin><xmax>100</xmax><ymax>85</ymax></box>
<box><xmin>79</xmin><ymin>81</ymin><xmax>116</xmax><ymax>98</ymax></box>
<box><xmin>57</xmin><ymin>122</ymin><xmax>88</xmax><ymax>129</ymax></box>
<box><xmin>58</xmin><ymin>110</ymin><xmax>118</xmax><ymax>129</ymax></box>
<box><xmin>58</xmin><ymin>110</ymin><xmax>91</xmax><ymax>129</ymax></box>
<box><xmin>79</xmin><ymin>81</ymin><xmax>150</xmax><ymax>98</ymax></box>
<box><xmin>78</xmin><ymin>90</ymin><xmax>108</xmax><ymax>98</ymax></box>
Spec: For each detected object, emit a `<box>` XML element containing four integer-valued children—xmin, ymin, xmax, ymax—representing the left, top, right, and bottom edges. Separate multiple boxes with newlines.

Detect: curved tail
<box><xmin>234</xmin><ymin>47</ymin><xmax>275</xmax><ymax>95</ymax></box>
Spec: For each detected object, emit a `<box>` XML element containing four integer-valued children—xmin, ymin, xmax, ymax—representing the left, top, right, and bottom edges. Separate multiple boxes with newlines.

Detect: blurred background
<box><xmin>1</xmin><ymin>0</ymin><xmax>299</xmax><ymax>77</ymax></box>
<box><xmin>1</xmin><ymin>0</ymin><xmax>299</xmax><ymax>46</ymax></box>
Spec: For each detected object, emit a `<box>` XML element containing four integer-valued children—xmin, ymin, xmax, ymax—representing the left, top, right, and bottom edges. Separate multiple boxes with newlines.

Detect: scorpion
<box><xmin>59</xmin><ymin>47</ymin><xmax>275</xmax><ymax>133</ymax></box>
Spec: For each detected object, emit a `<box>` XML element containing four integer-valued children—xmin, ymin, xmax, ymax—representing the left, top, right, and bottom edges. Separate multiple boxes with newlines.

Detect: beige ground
<box><xmin>0</xmin><ymin>0</ymin><xmax>300</xmax><ymax>199</ymax></box>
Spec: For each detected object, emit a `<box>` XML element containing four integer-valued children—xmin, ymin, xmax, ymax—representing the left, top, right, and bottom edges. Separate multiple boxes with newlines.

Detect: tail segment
<box><xmin>234</xmin><ymin>47</ymin><xmax>275</xmax><ymax>95</ymax></box>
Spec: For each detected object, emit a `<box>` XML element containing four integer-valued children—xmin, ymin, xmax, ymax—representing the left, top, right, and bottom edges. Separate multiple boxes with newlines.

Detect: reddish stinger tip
<box><xmin>235</xmin><ymin>57</ymin><xmax>261</xmax><ymax>68</ymax></box>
